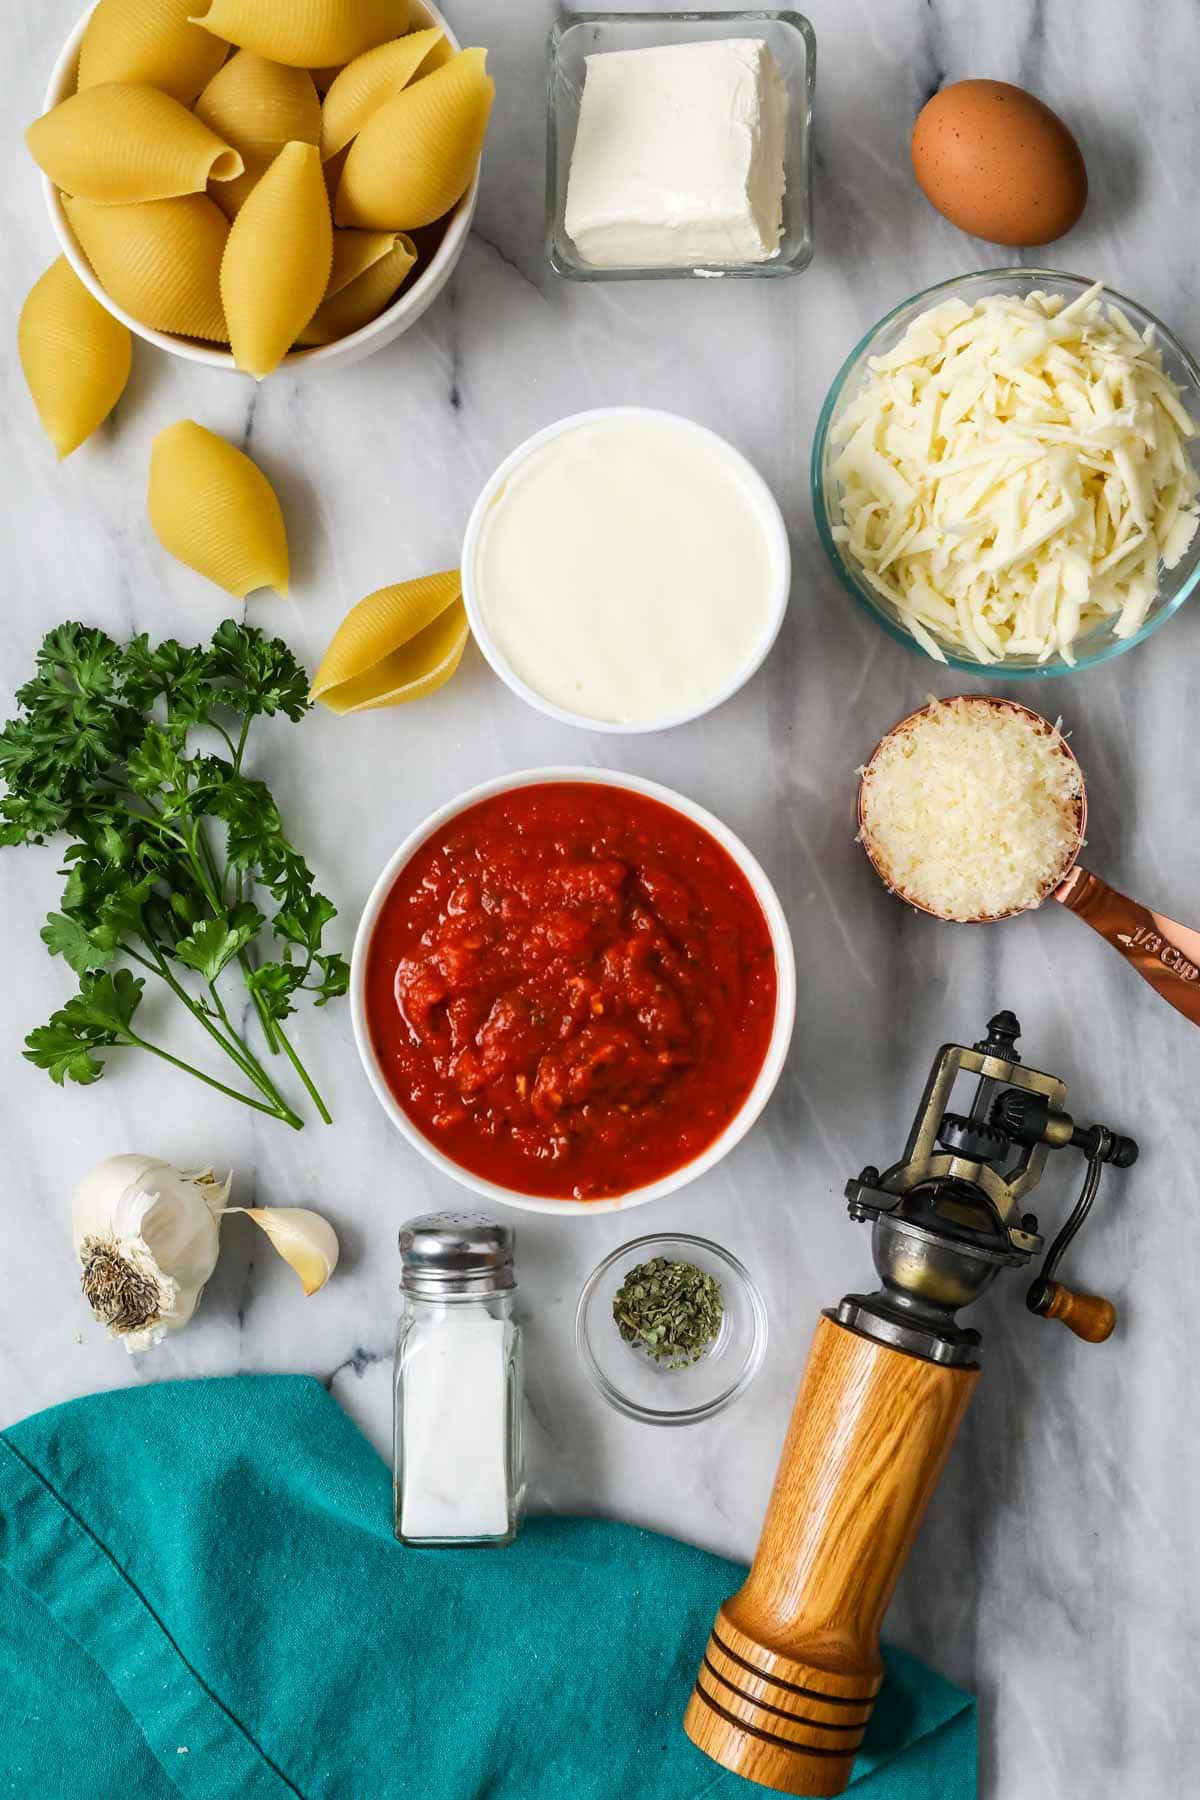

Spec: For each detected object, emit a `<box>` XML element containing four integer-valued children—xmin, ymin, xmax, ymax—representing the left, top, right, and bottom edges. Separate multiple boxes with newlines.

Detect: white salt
<box><xmin>400</xmin><ymin>1310</ymin><xmax>510</xmax><ymax>1541</ymax></box>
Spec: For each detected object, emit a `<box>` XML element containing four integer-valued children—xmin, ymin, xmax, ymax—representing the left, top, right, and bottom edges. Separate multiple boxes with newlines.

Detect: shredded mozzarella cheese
<box><xmin>831</xmin><ymin>284</ymin><xmax>1200</xmax><ymax>664</ymax></box>
<box><xmin>859</xmin><ymin>698</ymin><xmax>1084</xmax><ymax>921</ymax></box>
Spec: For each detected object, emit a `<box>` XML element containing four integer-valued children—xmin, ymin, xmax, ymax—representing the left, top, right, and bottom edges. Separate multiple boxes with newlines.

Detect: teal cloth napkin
<box><xmin>0</xmin><ymin>1375</ymin><xmax>974</xmax><ymax>1799</ymax></box>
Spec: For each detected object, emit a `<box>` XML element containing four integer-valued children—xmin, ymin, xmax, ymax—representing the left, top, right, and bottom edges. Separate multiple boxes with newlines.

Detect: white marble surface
<box><xmin>2</xmin><ymin>2</ymin><xmax>1199</xmax><ymax>1794</ymax></box>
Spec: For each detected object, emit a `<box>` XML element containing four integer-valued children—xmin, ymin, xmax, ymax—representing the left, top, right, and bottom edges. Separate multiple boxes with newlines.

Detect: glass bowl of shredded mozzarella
<box><xmin>812</xmin><ymin>269</ymin><xmax>1200</xmax><ymax>674</ymax></box>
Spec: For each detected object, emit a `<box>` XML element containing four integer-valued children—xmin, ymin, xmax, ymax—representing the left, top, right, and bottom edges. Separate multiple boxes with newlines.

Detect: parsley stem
<box><xmin>132</xmin><ymin>937</ymin><xmax>295</xmax><ymax>1116</ymax></box>
<box><xmin>208</xmin><ymin>718</ymin><xmax>240</xmax><ymax>762</ymax></box>
<box><xmin>203</xmin><ymin>974</ymin><xmax>294</xmax><ymax>1111</ymax></box>
<box><xmin>270</xmin><ymin>1017</ymin><xmax>333</xmax><ymax>1125</ymax></box>
<box><xmin>232</xmin><ymin>710</ymin><xmax>252</xmax><ymax>773</ymax></box>
<box><xmin>190</xmin><ymin>821</ymin><xmax>282</xmax><ymax>1057</ymax></box>
<box><xmin>182</xmin><ymin>822</ymin><xmax>283</xmax><ymax>1063</ymax></box>
<box><xmin>124</xmin><ymin>1030</ymin><xmax>304</xmax><ymax>1128</ymax></box>
<box><xmin>243</xmin><ymin>957</ymin><xmax>281</xmax><ymax>1056</ymax></box>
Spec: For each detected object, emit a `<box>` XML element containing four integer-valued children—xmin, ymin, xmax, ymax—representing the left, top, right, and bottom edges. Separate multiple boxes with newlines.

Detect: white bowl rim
<box><xmin>42</xmin><ymin>0</ymin><xmax>478</xmax><ymax>371</ymax></box>
<box><xmin>350</xmin><ymin>765</ymin><xmax>797</xmax><ymax>1216</ymax></box>
<box><xmin>460</xmin><ymin>407</ymin><xmax>792</xmax><ymax>734</ymax></box>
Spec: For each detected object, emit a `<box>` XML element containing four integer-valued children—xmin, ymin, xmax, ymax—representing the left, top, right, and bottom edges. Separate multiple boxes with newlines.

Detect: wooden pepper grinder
<box><xmin>684</xmin><ymin>1013</ymin><xmax>1137</xmax><ymax>1796</ymax></box>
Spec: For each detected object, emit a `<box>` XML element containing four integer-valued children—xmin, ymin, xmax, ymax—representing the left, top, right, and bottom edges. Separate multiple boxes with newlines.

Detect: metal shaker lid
<box><xmin>398</xmin><ymin>1212</ymin><xmax>516</xmax><ymax>1297</ymax></box>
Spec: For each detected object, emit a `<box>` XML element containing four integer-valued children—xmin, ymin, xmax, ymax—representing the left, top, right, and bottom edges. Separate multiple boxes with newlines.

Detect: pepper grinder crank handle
<box><xmin>683</xmin><ymin>1012</ymin><xmax>1137</xmax><ymax>1796</ymax></box>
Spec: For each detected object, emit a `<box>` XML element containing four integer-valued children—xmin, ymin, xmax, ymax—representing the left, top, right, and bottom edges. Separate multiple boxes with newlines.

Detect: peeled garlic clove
<box><xmin>236</xmin><ymin>1207</ymin><xmax>339</xmax><ymax>1295</ymax></box>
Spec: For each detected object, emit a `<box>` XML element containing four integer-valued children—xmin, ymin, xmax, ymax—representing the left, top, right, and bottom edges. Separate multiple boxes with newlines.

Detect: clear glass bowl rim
<box><xmin>575</xmin><ymin>1230</ymin><xmax>768</xmax><ymax>1426</ymax></box>
<box><xmin>810</xmin><ymin>266</ymin><xmax>1200</xmax><ymax>678</ymax></box>
<box><xmin>545</xmin><ymin>9</ymin><xmax>816</xmax><ymax>282</ymax></box>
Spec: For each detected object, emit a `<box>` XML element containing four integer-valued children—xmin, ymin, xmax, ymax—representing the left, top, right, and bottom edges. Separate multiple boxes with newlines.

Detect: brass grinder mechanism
<box><xmin>684</xmin><ymin>1012</ymin><xmax>1137</xmax><ymax>1798</ymax></box>
<box><xmin>841</xmin><ymin>1008</ymin><xmax>1137</xmax><ymax>1357</ymax></box>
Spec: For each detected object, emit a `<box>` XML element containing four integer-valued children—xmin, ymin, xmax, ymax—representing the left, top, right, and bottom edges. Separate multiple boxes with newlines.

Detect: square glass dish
<box><xmin>546</xmin><ymin>10</ymin><xmax>816</xmax><ymax>281</ymax></box>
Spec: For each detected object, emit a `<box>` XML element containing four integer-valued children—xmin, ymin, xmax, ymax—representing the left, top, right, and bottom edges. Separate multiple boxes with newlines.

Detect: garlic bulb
<box><xmin>72</xmin><ymin>1155</ymin><xmax>341</xmax><ymax>1352</ymax></box>
<box><xmin>72</xmin><ymin>1155</ymin><xmax>231</xmax><ymax>1354</ymax></box>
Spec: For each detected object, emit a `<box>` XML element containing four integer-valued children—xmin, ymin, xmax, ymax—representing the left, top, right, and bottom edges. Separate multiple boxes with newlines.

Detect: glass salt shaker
<box><xmin>394</xmin><ymin>1213</ymin><xmax>524</xmax><ymax>1548</ymax></box>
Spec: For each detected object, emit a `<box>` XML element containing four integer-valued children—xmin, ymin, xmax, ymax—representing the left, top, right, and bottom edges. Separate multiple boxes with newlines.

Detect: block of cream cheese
<box><xmin>564</xmin><ymin>39</ymin><xmax>788</xmax><ymax>269</ymax></box>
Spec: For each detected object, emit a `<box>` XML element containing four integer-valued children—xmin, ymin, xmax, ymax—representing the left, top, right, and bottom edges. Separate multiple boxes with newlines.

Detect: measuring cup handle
<box><xmin>1055</xmin><ymin>866</ymin><xmax>1200</xmax><ymax>1027</ymax></box>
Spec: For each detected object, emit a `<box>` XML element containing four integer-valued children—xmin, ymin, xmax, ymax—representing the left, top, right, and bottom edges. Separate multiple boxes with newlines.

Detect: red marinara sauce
<box><xmin>365</xmin><ymin>782</ymin><xmax>778</xmax><ymax>1200</ymax></box>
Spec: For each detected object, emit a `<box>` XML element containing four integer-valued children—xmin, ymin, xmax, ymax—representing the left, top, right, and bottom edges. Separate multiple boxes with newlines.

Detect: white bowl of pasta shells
<box><xmin>43</xmin><ymin>0</ymin><xmax>480</xmax><ymax>374</ymax></box>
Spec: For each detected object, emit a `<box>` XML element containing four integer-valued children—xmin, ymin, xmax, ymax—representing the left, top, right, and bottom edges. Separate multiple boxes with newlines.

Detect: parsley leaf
<box><xmin>175</xmin><ymin>905</ymin><xmax>265</xmax><ymax>983</ymax></box>
<box><xmin>121</xmin><ymin>635</ymin><xmax>212</xmax><ymax>723</ymax></box>
<box><xmin>41</xmin><ymin>912</ymin><xmax>114</xmax><ymax>977</ymax></box>
<box><xmin>208</xmin><ymin>621</ymin><xmax>310</xmax><ymax>722</ymax></box>
<box><xmin>126</xmin><ymin>724</ymin><xmax>190</xmax><ymax>801</ymax></box>
<box><xmin>274</xmin><ymin>889</ymin><xmax>338</xmax><ymax>953</ymax></box>
<box><xmin>69</xmin><ymin>968</ymin><xmax>145</xmax><ymax>1035</ymax></box>
<box><xmin>23</xmin><ymin>1022</ymin><xmax>108</xmax><ymax>1087</ymax></box>
<box><xmin>312</xmin><ymin>952</ymin><xmax>351</xmax><ymax>1006</ymax></box>
<box><xmin>24</xmin><ymin>970</ymin><xmax>145</xmax><ymax>1087</ymax></box>
<box><xmin>246</xmin><ymin>960</ymin><xmax>305</xmax><ymax>1024</ymax></box>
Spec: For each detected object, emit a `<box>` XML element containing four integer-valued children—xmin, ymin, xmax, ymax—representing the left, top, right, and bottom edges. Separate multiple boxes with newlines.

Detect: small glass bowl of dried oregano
<box><xmin>575</xmin><ymin>1233</ymin><xmax>767</xmax><ymax>1425</ymax></box>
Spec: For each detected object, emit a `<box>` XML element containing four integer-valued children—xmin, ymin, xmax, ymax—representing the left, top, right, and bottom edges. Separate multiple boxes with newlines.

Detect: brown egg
<box><xmin>911</xmin><ymin>79</ymin><xmax>1087</xmax><ymax>246</ymax></box>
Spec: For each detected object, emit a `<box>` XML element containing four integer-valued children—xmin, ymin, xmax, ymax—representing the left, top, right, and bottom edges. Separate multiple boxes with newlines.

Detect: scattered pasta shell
<box><xmin>64</xmin><ymin>194</ymin><xmax>229</xmax><ymax>342</ymax></box>
<box><xmin>18</xmin><ymin>258</ymin><xmax>132</xmax><ymax>459</ymax></box>
<box><xmin>78</xmin><ymin>0</ymin><xmax>229</xmax><ymax>106</ymax></box>
<box><xmin>335</xmin><ymin>48</ymin><xmax>493</xmax><ymax>231</ymax></box>
<box><xmin>319</xmin><ymin>28</ymin><xmax>444</xmax><ymax>161</ymax></box>
<box><xmin>195</xmin><ymin>52</ymin><xmax>322</xmax><ymax>220</ymax></box>
<box><xmin>221</xmin><ymin>141</ymin><xmax>332</xmax><ymax>378</ymax></box>
<box><xmin>149</xmin><ymin>420</ymin><xmax>289</xmax><ymax>596</ymax></box>
<box><xmin>191</xmin><ymin>0</ymin><xmax>411</xmax><ymax>70</ymax></box>
<box><xmin>27</xmin><ymin>83</ymin><xmax>242</xmax><ymax>206</ymax></box>
<box><xmin>296</xmin><ymin>231</ymin><xmax>415</xmax><ymax>346</ymax></box>
<box><xmin>311</xmin><ymin>572</ymin><xmax>468</xmax><ymax>712</ymax></box>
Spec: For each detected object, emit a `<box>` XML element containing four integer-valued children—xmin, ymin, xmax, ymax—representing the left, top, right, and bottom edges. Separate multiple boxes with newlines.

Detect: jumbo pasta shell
<box><xmin>78</xmin><ymin>0</ymin><xmax>229</xmax><ymax>105</ymax></box>
<box><xmin>322</xmin><ymin>145</ymin><xmax>350</xmax><ymax>210</ymax></box>
<box><xmin>148</xmin><ymin>420</ymin><xmax>289</xmax><ymax>597</ymax></box>
<box><xmin>319</xmin><ymin>28</ymin><xmax>444</xmax><ymax>160</ymax></box>
<box><xmin>296</xmin><ymin>231</ymin><xmax>415</xmax><ymax>345</ymax></box>
<box><xmin>419</xmin><ymin>37</ymin><xmax>455</xmax><ymax>75</ymax></box>
<box><xmin>221</xmin><ymin>141</ymin><xmax>332</xmax><ymax>378</ymax></box>
<box><xmin>195</xmin><ymin>52</ymin><xmax>322</xmax><ymax>219</ymax></box>
<box><xmin>311</xmin><ymin>572</ymin><xmax>468</xmax><ymax>711</ymax></box>
<box><xmin>191</xmin><ymin>0</ymin><xmax>411</xmax><ymax>70</ymax></box>
<box><xmin>18</xmin><ymin>257</ymin><xmax>132</xmax><ymax>459</ymax></box>
<box><xmin>64</xmin><ymin>194</ymin><xmax>229</xmax><ymax>342</ymax></box>
<box><xmin>27</xmin><ymin>83</ymin><xmax>242</xmax><ymax>205</ymax></box>
<box><xmin>324</xmin><ymin>229</ymin><xmax>402</xmax><ymax>298</ymax></box>
<box><xmin>335</xmin><ymin>48</ymin><xmax>493</xmax><ymax>231</ymax></box>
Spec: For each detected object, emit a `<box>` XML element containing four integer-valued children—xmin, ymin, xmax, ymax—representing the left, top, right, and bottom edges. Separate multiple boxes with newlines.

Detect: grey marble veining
<box><xmin>2</xmin><ymin>2</ymin><xmax>1199</xmax><ymax>1795</ymax></box>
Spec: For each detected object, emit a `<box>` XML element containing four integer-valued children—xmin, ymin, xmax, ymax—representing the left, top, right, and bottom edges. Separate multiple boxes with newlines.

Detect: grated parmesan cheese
<box><xmin>831</xmin><ymin>284</ymin><xmax>1200</xmax><ymax>665</ymax></box>
<box><xmin>859</xmin><ymin>698</ymin><xmax>1084</xmax><ymax>921</ymax></box>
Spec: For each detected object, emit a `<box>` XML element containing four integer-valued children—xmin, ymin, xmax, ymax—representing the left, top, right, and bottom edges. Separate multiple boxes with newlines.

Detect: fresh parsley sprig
<box><xmin>0</xmin><ymin>621</ymin><xmax>349</xmax><ymax>1129</ymax></box>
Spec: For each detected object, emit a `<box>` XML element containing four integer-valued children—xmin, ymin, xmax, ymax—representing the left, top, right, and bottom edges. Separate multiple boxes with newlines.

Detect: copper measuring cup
<box><xmin>858</xmin><ymin>695</ymin><xmax>1200</xmax><ymax>1029</ymax></box>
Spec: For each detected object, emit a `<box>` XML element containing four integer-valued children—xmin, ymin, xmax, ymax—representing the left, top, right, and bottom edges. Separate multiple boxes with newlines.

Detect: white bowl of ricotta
<box><xmin>461</xmin><ymin>408</ymin><xmax>791</xmax><ymax>733</ymax></box>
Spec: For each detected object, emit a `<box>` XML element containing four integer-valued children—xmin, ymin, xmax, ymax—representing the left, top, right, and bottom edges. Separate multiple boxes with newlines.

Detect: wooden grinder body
<box><xmin>684</xmin><ymin>1314</ymin><xmax>978</xmax><ymax>1796</ymax></box>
